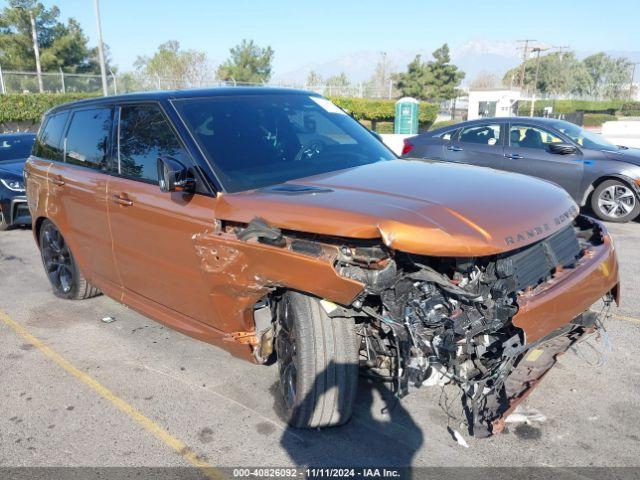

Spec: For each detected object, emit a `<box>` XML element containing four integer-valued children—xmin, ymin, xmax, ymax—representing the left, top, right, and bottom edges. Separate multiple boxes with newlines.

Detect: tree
<box><xmin>583</xmin><ymin>53</ymin><xmax>632</xmax><ymax>98</ymax></box>
<box><xmin>365</xmin><ymin>54</ymin><xmax>394</xmax><ymax>97</ymax></box>
<box><xmin>470</xmin><ymin>71</ymin><xmax>500</xmax><ymax>90</ymax></box>
<box><xmin>217</xmin><ymin>39</ymin><xmax>274</xmax><ymax>84</ymax></box>
<box><xmin>134</xmin><ymin>40</ymin><xmax>210</xmax><ymax>89</ymax></box>
<box><xmin>503</xmin><ymin>50</ymin><xmax>633</xmax><ymax>99</ymax></box>
<box><xmin>305</xmin><ymin>70</ymin><xmax>322</xmax><ymax>86</ymax></box>
<box><xmin>325</xmin><ymin>72</ymin><xmax>350</xmax><ymax>87</ymax></box>
<box><xmin>394</xmin><ymin>44</ymin><xmax>465</xmax><ymax>101</ymax></box>
<box><xmin>0</xmin><ymin>0</ymin><xmax>102</xmax><ymax>72</ymax></box>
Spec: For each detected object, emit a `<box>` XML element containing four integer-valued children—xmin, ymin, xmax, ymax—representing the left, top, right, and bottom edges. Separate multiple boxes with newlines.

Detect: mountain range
<box><xmin>274</xmin><ymin>40</ymin><xmax>640</xmax><ymax>86</ymax></box>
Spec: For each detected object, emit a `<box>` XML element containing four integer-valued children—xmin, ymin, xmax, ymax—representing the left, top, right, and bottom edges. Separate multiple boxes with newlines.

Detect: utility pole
<box><xmin>380</xmin><ymin>51</ymin><xmax>387</xmax><ymax>98</ymax></box>
<box><xmin>552</xmin><ymin>45</ymin><xmax>570</xmax><ymax>65</ymax></box>
<box><xmin>629</xmin><ymin>63</ymin><xmax>639</xmax><ymax>100</ymax></box>
<box><xmin>529</xmin><ymin>47</ymin><xmax>549</xmax><ymax>117</ymax></box>
<box><xmin>517</xmin><ymin>39</ymin><xmax>535</xmax><ymax>90</ymax></box>
<box><xmin>93</xmin><ymin>0</ymin><xmax>109</xmax><ymax>96</ymax></box>
<box><xmin>28</xmin><ymin>10</ymin><xmax>43</xmax><ymax>93</ymax></box>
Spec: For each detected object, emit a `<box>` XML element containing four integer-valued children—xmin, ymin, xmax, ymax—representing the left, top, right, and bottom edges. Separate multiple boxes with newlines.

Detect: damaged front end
<box><xmin>332</xmin><ymin>215</ymin><xmax>618</xmax><ymax>437</ymax></box>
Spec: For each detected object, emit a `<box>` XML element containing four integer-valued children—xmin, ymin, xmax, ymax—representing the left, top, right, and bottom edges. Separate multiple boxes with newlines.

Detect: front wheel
<box><xmin>591</xmin><ymin>179</ymin><xmax>640</xmax><ymax>223</ymax></box>
<box><xmin>39</xmin><ymin>219</ymin><xmax>101</xmax><ymax>300</ymax></box>
<box><xmin>275</xmin><ymin>291</ymin><xmax>359</xmax><ymax>428</ymax></box>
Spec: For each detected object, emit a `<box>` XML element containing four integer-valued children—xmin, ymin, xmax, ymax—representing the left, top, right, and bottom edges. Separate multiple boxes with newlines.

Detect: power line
<box><xmin>517</xmin><ymin>39</ymin><xmax>536</xmax><ymax>89</ymax></box>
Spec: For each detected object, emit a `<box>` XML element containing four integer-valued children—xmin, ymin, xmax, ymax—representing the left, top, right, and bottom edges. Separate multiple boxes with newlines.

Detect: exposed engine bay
<box><xmin>328</xmin><ymin>215</ymin><xmax>610</xmax><ymax>436</ymax></box>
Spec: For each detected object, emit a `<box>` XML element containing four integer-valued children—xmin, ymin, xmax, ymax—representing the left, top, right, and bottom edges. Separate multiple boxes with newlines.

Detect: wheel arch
<box><xmin>581</xmin><ymin>174</ymin><xmax>640</xmax><ymax>206</ymax></box>
<box><xmin>33</xmin><ymin>216</ymin><xmax>50</xmax><ymax>246</ymax></box>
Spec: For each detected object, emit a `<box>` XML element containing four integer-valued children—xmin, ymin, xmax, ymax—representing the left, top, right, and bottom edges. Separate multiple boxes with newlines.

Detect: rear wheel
<box><xmin>275</xmin><ymin>291</ymin><xmax>359</xmax><ymax>428</ymax></box>
<box><xmin>39</xmin><ymin>220</ymin><xmax>101</xmax><ymax>300</ymax></box>
<box><xmin>591</xmin><ymin>179</ymin><xmax>640</xmax><ymax>223</ymax></box>
<box><xmin>0</xmin><ymin>211</ymin><xmax>8</xmax><ymax>231</ymax></box>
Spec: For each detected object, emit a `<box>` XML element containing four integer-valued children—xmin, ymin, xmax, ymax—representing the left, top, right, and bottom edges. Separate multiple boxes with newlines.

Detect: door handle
<box><xmin>111</xmin><ymin>194</ymin><xmax>133</xmax><ymax>206</ymax></box>
<box><xmin>504</xmin><ymin>153</ymin><xmax>524</xmax><ymax>160</ymax></box>
<box><xmin>447</xmin><ymin>145</ymin><xmax>463</xmax><ymax>152</ymax></box>
<box><xmin>48</xmin><ymin>176</ymin><xmax>65</xmax><ymax>186</ymax></box>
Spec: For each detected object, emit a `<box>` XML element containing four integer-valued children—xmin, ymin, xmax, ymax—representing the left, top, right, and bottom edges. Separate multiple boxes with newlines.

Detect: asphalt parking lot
<box><xmin>1</xmin><ymin>222</ymin><xmax>640</xmax><ymax>470</ymax></box>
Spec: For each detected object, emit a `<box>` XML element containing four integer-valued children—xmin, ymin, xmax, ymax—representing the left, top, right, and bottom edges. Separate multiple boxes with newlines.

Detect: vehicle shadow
<box><xmin>277</xmin><ymin>363</ymin><xmax>423</xmax><ymax>471</ymax></box>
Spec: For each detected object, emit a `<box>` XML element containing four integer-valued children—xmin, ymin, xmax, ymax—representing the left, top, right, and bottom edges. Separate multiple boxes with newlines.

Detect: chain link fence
<box><xmin>0</xmin><ymin>67</ymin><xmax>396</xmax><ymax>98</ymax></box>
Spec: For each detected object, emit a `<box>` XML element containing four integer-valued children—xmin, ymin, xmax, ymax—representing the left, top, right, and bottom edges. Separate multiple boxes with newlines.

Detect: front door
<box><xmin>46</xmin><ymin>107</ymin><xmax>120</xmax><ymax>288</ymax></box>
<box><xmin>107</xmin><ymin>103</ymin><xmax>219</xmax><ymax>326</ymax></box>
<box><xmin>504</xmin><ymin>124</ymin><xmax>583</xmax><ymax>200</ymax></box>
<box><xmin>444</xmin><ymin>122</ymin><xmax>505</xmax><ymax>169</ymax></box>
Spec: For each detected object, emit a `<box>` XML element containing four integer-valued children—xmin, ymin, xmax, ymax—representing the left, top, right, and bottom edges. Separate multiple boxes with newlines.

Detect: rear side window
<box><xmin>118</xmin><ymin>104</ymin><xmax>189</xmax><ymax>182</ymax></box>
<box><xmin>64</xmin><ymin>108</ymin><xmax>112</xmax><ymax>170</ymax></box>
<box><xmin>34</xmin><ymin>111</ymin><xmax>69</xmax><ymax>161</ymax></box>
<box><xmin>458</xmin><ymin>124</ymin><xmax>501</xmax><ymax>146</ymax></box>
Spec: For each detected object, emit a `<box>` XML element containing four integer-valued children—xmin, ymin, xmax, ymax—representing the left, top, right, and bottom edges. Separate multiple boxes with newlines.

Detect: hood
<box><xmin>0</xmin><ymin>159</ymin><xmax>26</xmax><ymax>178</ymax></box>
<box><xmin>216</xmin><ymin>160</ymin><xmax>579</xmax><ymax>257</ymax></box>
<box><xmin>604</xmin><ymin>147</ymin><xmax>640</xmax><ymax>166</ymax></box>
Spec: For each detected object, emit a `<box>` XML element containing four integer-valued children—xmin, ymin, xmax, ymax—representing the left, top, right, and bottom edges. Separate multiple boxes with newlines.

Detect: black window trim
<box><xmin>62</xmin><ymin>105</ymin><xmax>116</xmax><ymax>173</ymax></box>
<box><xmin>33</xmin><ymin>109</ymin><xmax>72</xmax><ymax>162</ymax></box>
<box><xmin>113</xmin><ymin>100</ymin><xmax>213</xmax><ymax>193</ymax></box>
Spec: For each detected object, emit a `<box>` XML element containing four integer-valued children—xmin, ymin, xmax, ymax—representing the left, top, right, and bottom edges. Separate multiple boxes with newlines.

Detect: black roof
<box><xmin>45</xmin><ymin>87</ymin><xmax>319</xmax><ymax>116</ymax></box>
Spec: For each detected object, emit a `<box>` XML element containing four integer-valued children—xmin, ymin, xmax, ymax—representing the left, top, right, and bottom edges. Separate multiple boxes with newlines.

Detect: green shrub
<box><xmin>517</xmin><ymin>99</ymin><xmax>624</xmax><ymax>116</ymax></box>
<box><xmin>621</xmin><ymin>101</ymin><xmax>640</xmax><ymax>112</ymax></box>
<box><xmin>619</xmin><ymin>109</ymin><xmax>640</xmax><ymax>117</ymax></box>
<box><xmin>330</xmin><ymin>97</ymin><xmax>438</xmax><ymax>129</ymax></box>
<box><xmin>582</xmin><ymin>113</ymin><xmax>618</xmax><ymax>127</ymax></box>
<box><xmin>0</xmin><ymin>93</ymin><xmax>98</xmax><ymax>124</ymax></box>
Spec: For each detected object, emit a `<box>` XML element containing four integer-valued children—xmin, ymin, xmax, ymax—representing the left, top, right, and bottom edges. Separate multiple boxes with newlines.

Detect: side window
<box><xmin>34</xmin><ymin>111</ymin><xmax>69</xmax><ymax>161</ymax></box>
<box><xmin>439</xmin><ymin>129</ymin><xmax>457</xmax><ymax>141</ymax></box>
<box><xmin>64</xmin><ymin>108</ymin><xmax>112</xmax><ymax>170</ymax></box>
<box><xmin>458</xmin><ymin>124</ymin><xmax>501</xmax><ymax>146</ymax></box>
<box><xmin>118</xmin><ymin>104</ymin><xmax>189</xmax><ymax>182</ymax></box>
<box><xmin>510</xmin><ymin>125</ymin><xmax>562</xmax><ymax>150</ymax></box>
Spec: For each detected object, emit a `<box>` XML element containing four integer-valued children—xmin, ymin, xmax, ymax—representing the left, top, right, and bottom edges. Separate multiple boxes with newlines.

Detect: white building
<box><xmin>467</xmin><ymin>88</ymin><xmax>521</xmax><ymax>120</ymax></box>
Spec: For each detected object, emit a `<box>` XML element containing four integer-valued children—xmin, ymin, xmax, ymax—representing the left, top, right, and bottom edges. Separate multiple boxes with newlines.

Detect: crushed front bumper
<box><xmin>513</xmin><ymin>224</ymin><xmax>619</xmax><ymax>344</ymax></box>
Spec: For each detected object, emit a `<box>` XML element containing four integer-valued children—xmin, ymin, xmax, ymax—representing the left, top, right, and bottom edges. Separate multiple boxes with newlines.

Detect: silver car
<box><xmin>403</xmin><ymin>117</ymin><xmax>640</xmax><ymax>222</ymax></box>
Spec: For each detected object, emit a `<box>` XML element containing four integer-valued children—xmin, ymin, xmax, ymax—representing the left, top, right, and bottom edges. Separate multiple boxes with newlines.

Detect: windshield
<box><xmin>0</xmin><ymin>135</ymin><xmax>35</xmax><ymax>162</ymax></box>
<box><xmin>174</xmin><ymin>94</ymin><xmax>395</xmax><ymax>192</ymax></box>
<box><xmin>550</xmin><ymin>120</ymin><xmax>618</xmax><ymax>151</ymax></box>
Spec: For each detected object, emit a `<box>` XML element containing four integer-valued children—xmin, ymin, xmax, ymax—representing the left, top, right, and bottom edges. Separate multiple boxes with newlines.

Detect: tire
<box><xmin>39</xmin><ymin>219</ymin><xmax>101</xmax><ymax>300</ymax></box>
<box><xmin>275</xmin><ymin>291</ymin><xmax>359</xmax><ymax>429</ymax></box>
<box><xmin>590</xmin><ymin>179</ymin><xmax>640</xmax><ymax>223</ymax></box>
<box><xmin>0</xmin><ymin>210</ymin><xmax>8</xmax><ymax>231</ymax></box>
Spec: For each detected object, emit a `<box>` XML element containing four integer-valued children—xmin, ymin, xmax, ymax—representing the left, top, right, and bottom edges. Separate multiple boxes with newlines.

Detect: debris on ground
<box><xmin>505</xmin><ymin>405</ymin><xmax>547</xmax><ymax>425</ymax></box>
<box><xmin>101</xmin><ymin>316</ymin><xmax>116</xmax><ymax>324</ymax></box>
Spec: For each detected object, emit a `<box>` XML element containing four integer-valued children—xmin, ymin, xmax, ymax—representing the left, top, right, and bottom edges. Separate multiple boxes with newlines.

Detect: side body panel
<box><xmin>24</xmin><ymin>158</ymin><xmax>52</xmax><ymax>233</ymax></box>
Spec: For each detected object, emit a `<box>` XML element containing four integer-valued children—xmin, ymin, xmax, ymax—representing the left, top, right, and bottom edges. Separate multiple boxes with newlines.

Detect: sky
<box><xmin>8</xmin><ymin>0</ymin><xmax>640</xmax><ymax>75</ymax></box>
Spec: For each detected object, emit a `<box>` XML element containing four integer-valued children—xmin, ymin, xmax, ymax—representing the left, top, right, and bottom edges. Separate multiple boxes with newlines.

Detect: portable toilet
<box><xmin>394</xmin><ymin>97</ymin><xmax>420</xmax><ymax>134</ymax></box>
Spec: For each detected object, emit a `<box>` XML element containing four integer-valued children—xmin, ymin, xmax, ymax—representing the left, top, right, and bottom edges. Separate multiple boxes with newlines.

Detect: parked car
<box><xmin>25</xmin><ymin>89</ymin><xmax>619</xmax><ymax>437</ymax></box>
<box><xmin>403</xmin><ymin>117</ymin><xmax>640</xmax><ymax>223</ymax></box>
<box><xmin>0</xmin><ymin>133</ymin><xmax>36</xmax><ymax>230</ymax></box>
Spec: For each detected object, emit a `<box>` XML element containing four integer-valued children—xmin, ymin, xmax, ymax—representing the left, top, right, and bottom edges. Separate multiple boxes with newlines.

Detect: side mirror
<box><xmin>549</xmin><ymin>142</ymin><xmax>577</xmax><ymax>155</ymax></box>
<box><xmin>157</xmin><ymin>156</ymin><xmax>196</xmax><ymax>193</ymax></box>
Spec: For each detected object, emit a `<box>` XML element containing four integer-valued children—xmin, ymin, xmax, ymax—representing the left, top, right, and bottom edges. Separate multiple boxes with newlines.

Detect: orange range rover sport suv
<box><xmin>24</xmin><ymin>89</ymin><xmax>619</xmax><ymax>437</ymax></box>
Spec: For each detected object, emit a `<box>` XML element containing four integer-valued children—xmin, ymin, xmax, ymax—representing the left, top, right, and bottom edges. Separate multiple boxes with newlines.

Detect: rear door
<box><xmin>26</xmin><ymin>111</ymin><xmax>69</xmax><ymax>221</ymax></box>
<box><xmin>46</xmin><ymin>106</ymin><xmax>120</xmax><ymax>289</ymax></box>
<box><xmin>444</xmin><ymin>122</ymin><xmax>505</xmax><ymax>169</ymax></box>
<box><xmin>107</xmin><ymin>102</ymin><xmax>219</xmax><ymax>325</ymax></box>
<box><xmin>504</xmin><ymin>123</ymin><xmax>583</xmax><ymax>199</ymax></box>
